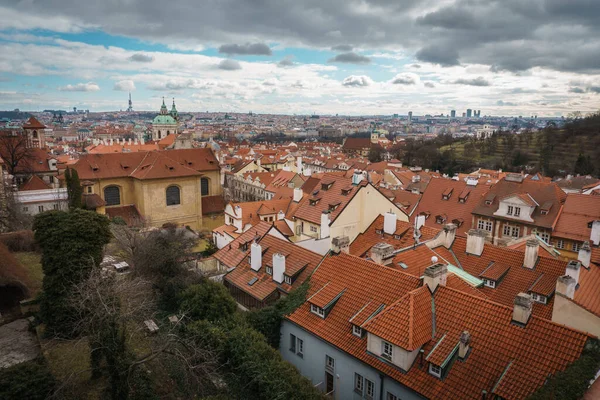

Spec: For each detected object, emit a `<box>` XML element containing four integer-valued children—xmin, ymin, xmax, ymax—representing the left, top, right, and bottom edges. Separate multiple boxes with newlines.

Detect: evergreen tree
<box><xmin>66</xmin><ymin>167</ymin><xmax>83</xmax><ymax>209</ymax></box>
<box><xmin>574</xmin><ymin>153</ymin><xmax>595</xmax><ymax>176</ymax></box>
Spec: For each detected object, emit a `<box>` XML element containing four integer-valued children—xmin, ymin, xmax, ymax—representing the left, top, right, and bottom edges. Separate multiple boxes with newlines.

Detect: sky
<box><xmin>0</xmin><ymin>0</ymin><xmax>599</xmax><ymax>116</ymax></box>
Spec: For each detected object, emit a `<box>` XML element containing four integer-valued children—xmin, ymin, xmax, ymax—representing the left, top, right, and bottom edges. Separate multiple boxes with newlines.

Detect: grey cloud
<box><xmin>391</xmin><ymin>75</ymin><xmax>416</xmax><ymax>85</ymax></box>
<box><xmin>424</xmin><ymin>82</ymin><xmax>435</xmax><ymax>88</ymax></box>
<box><xmin>589</xmin><ymin>86</ymin><xmax>600</xmax><ymax>94</ymax></box>
<box><xmin>416</xmin><ymin>45</ymin><xmax>459</xmax><ymax>66</ymax></box>
<box><xmin>328</xmin><ymin>52</ymin><xmax>371</xmax><ymax>64</ymax></box>
<box><xmin>217</xmin><ymin>59</ymin><xmax>242</xmax><ymax>70</ymax></box>
<box><xmin>332</xmin><ymin>44</ymin><xmax>353</xmax><ymax>51</ymax></box>
<box><xmin>417</xmin><ymin>7</ymin><xmax>480</xmax><ymax>30</ymax></box>
<box><xmin>218</xmin><ymin>42</ymin><xmax>272</xmax><ymax>56</ymax></box>
<box><xmin>342</xmin><ymin>75</ymin><xmax>371</xmax><ymax>87</ymax></box>
<box><xmin>129</xmin><ymin>53</ymin><xmax>154</xmax><ymax>62</ymax></box>
<box><xmin>453</xmin><ymin>76</ymin><xmax>490</xmax><ymax>86</ymax></box>
<box><xmin>569</xmin><ymin>87</ymin><xmax>585</xmax><ymax>93</ymax></box>
<box><xmin>497</xmin><ymin>100</ymin><xmax>516</xmax><ymax>106</ymax></box>
<box><xmin>278</xmin><ymin>57</ymin><xmax>295</xmax><ymax>67</ymax></box>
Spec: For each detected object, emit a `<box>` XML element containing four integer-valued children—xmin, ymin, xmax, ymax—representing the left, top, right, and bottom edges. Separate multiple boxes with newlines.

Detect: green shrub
<box><xmin>0</xmin><ymin>230</ymin><xmax>37</xmax><ymax>252</ymax></box>
<box><xmin>179</xmin><ymin>280</ymin><xmax>237</xmax><ymax>322</ymax></box>
<box><xmin>0</xmin><ymin>360</ymin><xmax>56</xmax><ymax>400</ymax></box>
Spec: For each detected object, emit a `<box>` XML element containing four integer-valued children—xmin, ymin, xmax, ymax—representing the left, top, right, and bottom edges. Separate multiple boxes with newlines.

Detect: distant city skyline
<box><xmin>0</xmin><ymin>1</ymin><xmax>599</xmax><ymax>116</ymax></box>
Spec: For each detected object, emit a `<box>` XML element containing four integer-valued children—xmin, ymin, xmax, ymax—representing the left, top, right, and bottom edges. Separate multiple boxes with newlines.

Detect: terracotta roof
<box><xmin>201</xmin><ymin>195</ymin><xmax>225</xmax><ymax>215</ymax></box>
<box><xmin>19</xmin><ymin>175</ymin><xmax>50</xmax><ymax>191</ymax></box>
<box><xmin>213</xmin><ymin>221</ymin><xmax>272</xmax><ymax>268</ymax></box>
<box><xmin>227</xmin><ymin>198</ymin><xmax>292</xmax><ymax>227</ymax></box>
<box><xmin>573</xmin><ymin>265</ymin><xmax>600</xmax><ymax>317</ymax></box>
<box><xmin>82</xmin><ymin>193</ymin><xmax>106</xmax><ymax>209</ymax></box>
<box><xmin>553</xmin><ymin>194</ymin><xmax>600</xmax><ymax>242</ymax></box>
<box><xmin>105</xmin><ymin>205</ymin><xmax>142</xmax><ymax>226</ymax></box>
<box><xmin>22</xmin><ymin>116</ymin><xmax>45</xmax><ymax>129</ymax></box>
<box><xmin>287</xmin><ymin>254</ymin><xmax>590</xmax><ymax>399</ymax></box>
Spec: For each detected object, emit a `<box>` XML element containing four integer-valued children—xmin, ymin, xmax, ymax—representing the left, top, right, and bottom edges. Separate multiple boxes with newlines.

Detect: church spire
<box><xmin>160</xmin><ymin>96</ymin><xmax>168</xmax><ymax>115</ymax></box>
<box><xmin>170</xmin><ymin>98</ymin><xmax>179</xmax><ymax>121</ymax></box>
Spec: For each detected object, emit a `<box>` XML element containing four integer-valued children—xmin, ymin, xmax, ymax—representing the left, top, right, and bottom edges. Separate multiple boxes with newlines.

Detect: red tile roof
<box><xmin>22</xmin><ymin>116</ymin><xmax>45</xmax><ymax>129</ymax></box>
<box><xmin>553</xmin><ymin>194</ymin><xmax>600</xmax><ymax>242</ymax></box>
<box><xmin>213</xmin><ymin>221</ymin><xmax>272</xmax><ymax>268</ymax></box>
<box><xmin>19</xmin><ymin>175</ymin><xmax>50</xmax><ymax>191</ymax></box>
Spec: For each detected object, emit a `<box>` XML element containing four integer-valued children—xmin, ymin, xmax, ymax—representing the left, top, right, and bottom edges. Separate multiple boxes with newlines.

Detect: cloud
<box><xmin>128</xmin><ymin>53</ymin><xmax>154</xmax><ymax>62</ymax></box>
<box><xmin>589</xmin><ymin>86</ymin><xmax>600</xmax><ymax>94</ymax></box>
<box><xmin>328</xmin><ymin>52</ymin><xmax>371</xmax><ymax>64</ymax></box>
<box><xmin>569</xmin><ymin>87</ymin><xmax>585</xmax><ymax>93</ymax></box>
<box><xmin>58</xmin><ymin>82</ymin><xmax>100</xmax><ymax>92</ymax></box>
<box><xmin>218</xmin><ymin>43</ymin><xmax>272</xmax><ymax>56</ymax></box>
<box><xmin>332</xmin><ymin>44</ymin><xmax>353</xmax><ymax>52</ymax></box>
<box><xmin>342</xmin><ymin>75</ymin><xmax>372</xmax><ymax>87</ymax></box>
<box><xmin>217</xmin><ymin>59</ymin><xmax>242</xmax><ymax>70</ymax></box>
<box><xmin>453</xmin><ymin>76</ymin><xmax>490</xmax><ymax>86</ymax></box>
<box><xmin>278</xmin><ymin>57</ymin><xmax>295</xmax><ymax>67</ymax></box>
<box><xmin>391</xmin><ymin>73</ymin><xmax>418</xmax><ymax>85</ymax></box>
<box><xmin>497</xmin><ymin>100</ymin><xmax>517</xmax><ymax>106</ymax></box>
<box><xmin>424</xmin><ymin>81</ymin><xmax>435</xmax><ymax>88</ymax></box>
<box><xmin>113</xmin><ymin>80</ymin><xmax>135</xmax><ymax>91</ymax></box>
<box><xmin>416</xmin><ymin>45</ymin><xmax>459</xmax><ymax>66</ymax></box>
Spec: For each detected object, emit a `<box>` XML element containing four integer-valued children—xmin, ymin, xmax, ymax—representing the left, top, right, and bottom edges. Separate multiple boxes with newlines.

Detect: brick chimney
<box><xmin>423</xmin><ymin>263</ymin><xmax>447</xmax><ymax>292</ymax></box>
<box><xmin>556</xmin><ymin>275</ymin><xmax>576</xmax><ymax>299</ymax></box>
<box><xmin>443</xmin><ymin>223</ymin><xmax>457</xmax><ymax>249</ymax></box>
<box><xmin>273</xmin><ymin>253</ymin><xmax>286</xmax><ymax>284</ymax></box>
<box><xmin>565</xmin><ymin>260</ymin><xmax>581</xmax><ymax>285</ymax></box>
<box><xmin>459</xmin><ymin>331</ymin><xmax>471</xmax><ymax>359</ymax></box>
<box><xmin>250</xmin><ymin>241</ymin><xmax>262</xmax><ymax>271</ymax></box>
<box><xmin>578</xmin><ymin>241</ymin><xmax>591</xmax><ymax>268</ymax></box>
<box><xmin>523</xmin><ymin>239</ymin><xmax>539</xmax><ymax>269</ymax></box>
<box><xmin>293</xmin><ymin>187</ymin><xmax>303</xmax><ymax>203</ymax></box>
<box><xmin>383</xmin><ymin>212</ymin><xmax>397</xmax><ymax>235</ymax></box>
<box><xmin>331</xmin><ymin>236</ymin><xmax>350</xmax><ymax>254</ymax></box>
<box><xmin>512</xmin><ymin>293</ymin><xmax>533</xmax><ymax>325</ymax></box>
<box><xmin>370</xmin><ymin>242</ymin><xmax>395</xmax><ymax>265</ymax></box>
<box><xmin>466</xmin><ymin>229</ymin><xmax>486</xmax><ymax>256</ymax></box>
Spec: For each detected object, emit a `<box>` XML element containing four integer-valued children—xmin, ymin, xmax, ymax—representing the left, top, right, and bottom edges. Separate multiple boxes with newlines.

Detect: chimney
<box><xmin>591</xmin><ymin>221</ymin><xmax>600</xmax><ymax>246</ymax></box>
<box><xmin>466</xmin><ymin>229</ymin><xmax>486</xmax><ymax>256</ymax></box>
<box><xmin>512</xmin><ymin>293</ymin><xmax>533</xmax><ymax>325</ymax></box>
<box><xmin>383</xmin><ymin>212</ymin><xmax>397</xmax><ymax>235</ymax></box>
<box><xmin>523</xmin><ymin>239</ymin><xmax>539</xmax><ymax>269</ymax></box>
<box><xmin>458</xmin><ymin>331</ymin><xmax>471</xmax><ymax>359</ymax></box>
<box><xmin>273</xmin><ymin>253</ymin><xmax>286</xmax><ymax>284</ymax></box>
<box><xmin>293</xmin><ymin>187</ymin><xmax>303</xmax><ymax>203</ymax></box>
<box><xmin>250</xmin><ymin>241</ymin><xmax>262</xmax><ymax>271</ymax></box>
<box><xmin>331</xmin><ymin>236</ymin><xmax>350</xmax><ymax>254</ymax></box>
<box><xmin>320</xmin><ymin>212</ymin><xmax>330</xmax><ymax>239</ymax></box>
<box><xmin>556</xmin><ymin>275</ymin><xmax>576</xmax><ymax>299</ymax></box>
<box><xmin>443</xmin><ymin>223</ymin><xmax>457</xmax><ymax>249</ymax></box>
<box><xmin>578</xmin><ymin>241</ymin><xmax>591</xmax><ymax>268</ymax></box>
<box><xmin>128</xmin><ymin>138</ymin><xmax>132</xmax><ymax>145</ymax></box>
<box><xmin>352</xmin><ymin>170</ymin><xmax>364</xmax><ymax>185</ymax></box>
<box><xmin>296</xmin><ymin>156</ymin><xmax>303</xmax><ymax>173</ymax></box>
<box><xmin>565</xmin><ymin>260</ymin><xmax>581</xmax><ymax>285</ymax></box>
<box><xmin>423</xmin><ymin>263</ymin><xmax>447</xmax><ymax>292</ymax></box>
<box><xmin>110</xmin><ymin>138</ymin><xmax>114</xmax><ymax>146</ymax></box>
<box><xmin>370</xmin><ymin>242</ymin><xmax>395</xmax><ymax>265</ymax></box>
<box><xmin>141</xmin><ymin>137</ymin><xmax>145</xmax><ymax>145</ymax></box>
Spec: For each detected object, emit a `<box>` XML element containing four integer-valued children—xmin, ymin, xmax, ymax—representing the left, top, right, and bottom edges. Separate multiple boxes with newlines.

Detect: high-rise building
<box><xmin>408</xmin><ymin>111</ymin><xmax>413</xmax><ymax>121</ymax></box>
<box><xmin>466</xmin><ymin>109</ymin><xmax>472</xmax><ymax>118</ymax></box>
<box><xmin>450</xmin><ymin>110</ymin><xmax>456</xmax><ymax>118</ymax></box>
<box><xmin>127</xmin><ymin>92</ymin><xmax>134</xmax><ymax>112</ymax></box>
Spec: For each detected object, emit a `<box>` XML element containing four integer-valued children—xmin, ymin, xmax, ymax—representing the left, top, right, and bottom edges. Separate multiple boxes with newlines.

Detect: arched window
<box><xmin>104</xmin><ymin>186</ymin><xmax>121</xmax><ymax>206</ymax></box>
<box><xmin>32</xmin><ymin>130</ymin><xmax>38</xmax><ymax>138</ymax></box>
<box><xmin>166</xmin><ymin>185</ymin><xmax>181</xmax><ymax>206</ymax></box>
<box><xmin>167</xmin><ymin>130</ymin><xmax>170</xmax><ymax>136</ymax></box>
<box><xmin>201</xmin><ymin>178</ymin><xmax>209</xmax><ymax>196</ymax></box>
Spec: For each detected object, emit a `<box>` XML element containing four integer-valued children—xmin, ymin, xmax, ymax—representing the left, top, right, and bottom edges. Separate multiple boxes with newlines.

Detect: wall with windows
<box><xmin>280</xmin><ymin>320</ymin><xmax>423</xmax><ymax>400</ymax></box>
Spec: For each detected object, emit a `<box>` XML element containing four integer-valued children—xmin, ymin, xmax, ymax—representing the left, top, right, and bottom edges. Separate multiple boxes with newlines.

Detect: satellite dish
<box><xmin>431</xmin><ymin>256</ymin><xmax>439</xmax><ymax>264</ymax></box>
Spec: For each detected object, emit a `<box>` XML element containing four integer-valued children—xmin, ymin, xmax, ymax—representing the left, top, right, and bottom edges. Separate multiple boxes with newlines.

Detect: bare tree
<box><xmin>0</xmin><ymin>184</ymin><xmax>32</xmax><ymax>232</ymax></box>
<box><xmin>0</xmin><ymin>132</ymin><xmax>35</xmax><ymax>179</ymax></box>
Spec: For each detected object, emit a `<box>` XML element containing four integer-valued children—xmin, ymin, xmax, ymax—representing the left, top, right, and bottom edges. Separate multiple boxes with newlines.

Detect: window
<box><xmin>354</xmin><ymin>373</ymin><xmax>364</xmax><ymax>395</ymax></box>
<box><xmin>284</xmin><ymin>275</ymin><xmax>292</xmax><ymax>285</ymax></box>
<box><xmin>381</xmin><ymin>341</ymin><xmax>393</xmax><ymax>360</ymax></box>
<box><xmin>572</xmin><ymin>242</ymin><xmax>581</xmax><ymax>252</ymax></box>
<box><xmin>539</xmin><ymin>232</ymin><xmax>550</xmax><ymax>243</ymax></box>
<box><xmin>478</xmin><ymin>219</ymin><xmax>492</xmax><ymax>232</ymax></box>
<box><xmin>484</xmin><ymin>279</ymin><xmax>496</xmax><ymax>288</ymax></box>
<box><xmin>429</xmin><ymin>363</ymin><xmax>442</xmax><ymax>378</ymax></box>
<box><xmin>365</xmin><ymin>378</ymin><xmax>375</xmax><ymax>399</ymax></box>
<box><xmin>556</xmin><ymin>239</ymin><xmax>565</xmax><ymax>249</ymax></box>
<box><xmin>297</xmin><ymin>338</ymin><xmax>304</xmax><ymax>357</ymax></box>
<box><xmin>87</xmin><ymin>186</ymin><xmax>92</xmax><ymax>194</ymax></box>
<box><xmin>503</xmin><ymin>225</ymin><xmax>519</xmax><ymax>238</ymax></box>
<box><xmin>514</xmin><ymin>207</ymin><xmax>521</xmax><ymax>217</ymax></box>
<box><xmin>311</xmin><ymin>304</ymin><xmax>325</xmax><ymax>318</ymax></box>
<box><xmin>326</xmin><ymin>355</ymin><xmax>335</xmax><ymax>371</ymax></box>
<box><xmin>290</xmin><ymin>334</ymin><xmax>296</xmax><ymax>353</ymax></box>
<box><xmin>387</xmin><ymin>393</ymin><xmax>399</xmax><ymax>400</ymax></box>
<box><xmin>310</xmin><ymin>225</ymin><xmax>318</xmax><ymax>233</ymax></box>
<box><xmin>53</xmin><ymin>203</ymin><xmax>59</xmax><ymax>210</ymax></box>
<box><xmin>530</xmin><ymin>293</ymin><xmax>547</xmax><ymax>304</ymax></box>
<box><xmin>201</xmin><ymin>178</ymin><xmax>210</xmax><ymax>196</ymax></box>
<box><xmin>507</xmin><ymin>205</ymin><xmax>514</xmax><ymax>215</ymax></box>
<box><xmin>38</xmin><ymin>205</ymin><xmax>44</xmax><ymax>213</ymax></box>
<box><xmin>22</xmin><ymin>207</ymin><xmax>28</xmax><ymax>212</ymax></box>
<box><xmin>166</xmin><ymin>185</ymin><xmax>181</xmax><ymax>206</ymax></box>
<box><xmin>503</xmin><ymin>224</ymin><xmax>511</xmax><ymax>236</ymax></box>
<box><xmin>266</xmin><ymin>266</ymin><xmax>272</xmax><ymax>275</ymax></box>
<box><xmin>353</xmin><ymin>325</ymin><xmax>362</xmax><ymax>337</ymax></box>
<box><xmin>104</xmin><ymin>186</ymin><xmax>121</xmax><ymax>206</ymax></box>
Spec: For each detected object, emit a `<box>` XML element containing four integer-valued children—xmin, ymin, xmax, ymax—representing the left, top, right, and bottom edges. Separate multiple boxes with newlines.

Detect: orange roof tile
<box><xmin>553</xmin><ymin>194</ymin><xmax>600</xmax><ymax>242</ymax></box>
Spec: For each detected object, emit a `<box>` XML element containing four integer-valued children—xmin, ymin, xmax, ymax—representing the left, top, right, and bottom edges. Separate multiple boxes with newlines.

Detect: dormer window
<box><xmin>507</xmin><ymin>205</ymin><xmax>514</xmax><ymax>215</ymax></box>
<box><xmin>375</xmin><ymin>229</ymin><xmax>383</xmax><ymax>234</ymax></box>
<box><xmin>266</xmin><ymin>266</ymin><xmax>273</xmax><ymax>275</ymax></box>
<box><xmin>321</xmin><ymin>182</ymin><xmax>333</xmax><ymax>191</ymax></box>
<box><xmin>530</xmin><ymin>293</ymin><xmax>547</xmax><ymax>304</ymax></box>
<box><xmin>442</xmin><ymin>188</ymin><xmax>453</xmax><ymax>200</ymax></box>
<box><xmin>381</xmin><ymin>340</ymin><xmax>393</xmax><ymax>360</ymax></box>
<box><xmin>429</xmin><ymin>363</ymin><xmax>442</xmax><ymax>378</ymax></box>
<box><xmin>309</xmin><ymin>198</ymin><xmax>320</xmax><ymax>206</ymax></box>
<box><xmin>341</xmin><ymin>188</ymin><xmax>352</xmax><ymax>196</ymax></box>
<box><xmin>514</xmin><ymin>207</ymin><xmax>521</xmax><ymax>217</ymax></box>
<box><xmin>352</xmin><ymin>325</ymin><xmax>363</xmax><ymax>337</ymax></box>
<box><xmin>311</xmin><ymin>304</ymin><xmax>325</xmax><ymax>318</ymax></box>
<box><xmin>483</xmin><ymin>279</ymin><xmax>496</xmax><ymax>288</ymax></box>
<box><xmin>284</xmin><ymin>275</ymin><xmax>292</xmax><ymax>285</ymax></box>
<box><xmin>485</xmin><ymin>200</ymin><xmax>492</xmax><ymax>205</ymax></box>
<box><xmin>435</xmin><ymin>215</ymin><xmax>447</xmax><ymax>224</ymax></box>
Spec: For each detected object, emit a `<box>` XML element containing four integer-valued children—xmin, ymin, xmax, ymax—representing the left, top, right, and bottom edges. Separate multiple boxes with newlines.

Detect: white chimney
<box><xmin>565</xmin><ymin>260</ymin><xmax>581</xmax><ymax>285</ymax></box>
<box><xmin>370</xmin><ymin>242</ymin><xmax>395</xmax><ymax>265</ymax></box>
<box><xmin>423</xmin><ymin>263</ymin><xmax>447</xmax><ymax>292</ymax></box>
<box><xmin>293</xmin><ymin>187</ymin><xmax>303</xmax><ymax>203</ymax></box>
<box><xmin>128</xmin><ymin>138</ymin><xmax>132</xmax><ymax>145</ymax></box>
<box><xmin>556</xmin><ymin>275</ymin><xmax>576</xmax><ymax>299</ymax></box>
<box><xmin>578</xmin><ymin>241</ymin><xmax>592</xmax><ymax>268</ymax></box>
<box><xmin>141</xmin><ymin>138</ymin><xmax>145</xmax><ymax>145</ymax></box>
<box><xmin>352</xmin><ymin>170</ymin><xmax>364</xmax><ymax>185</ymax></box>
<box><xmin>458</xmin><ymin>331</ymin><xmax>471</xmax><ymax>359</ymax></box>
<box><xmin>591</xmin><ymin>221</ymin><xmax>600</xmax><ymax>246</ymax></box>
<box><xmin>523</xmin><ymin>239</ymin><xmax>539</xmax><ymax>269</ymax></box>
<box><xmin>250</xmin><ymin>242</ymin><xmax>262</xmax><ymax>271</ymax></box>
<box><xmin>415</xmin><ymin>214</ymin><xmax>425</xmax><ymax>231</ymax></box>
<box><xmin>273</xmin><ymin>253</ymin><xmax>286</xmax><ymax>283</ymax></box>
<box><xmin>443</xmin><ymin>223</ymin><xmax>457</xmax><ymax>249</ymax></box>
<box><xmin>383</xmin><ymin>212</ymin><xmax>397</xmax><ymax>235</ymax></box>
<box><xmin>320</xmin><ymin>212</ymin><xmax>330</xmax><ymax>239</ymax></box>
<box><xmin>331</xmin><ymin>236</ymin><xmax>350</xmax><ymax>254</ymax></box>
<box><xmin>512</xmin><ymin>293</ymin><xmax>533</xmax><ymax>325</ymax></box>
<box><xmin>296</xmin><ymin>156</ymin><xmax>303</xmax><ymax>173</ymax></box>
<box><xmin>466</xmin><ymin>229</ymin><xmax>486</xmax><ymax>256</ymax></box>
<box><xmin>110</xmin><ymin>138</ymin><xmax>114</xmax><ymax>146</ymax></box>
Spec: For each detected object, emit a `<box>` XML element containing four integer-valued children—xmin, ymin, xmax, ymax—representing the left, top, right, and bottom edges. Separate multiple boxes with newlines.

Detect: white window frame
<box><xmin>429</xmin><ymin>363</ymin><xmax>442</xmax><ymax>378</ymax></box>
<box><xmin>514</xmin><ymin>207</ymin><xmax>521</xmax><ymax>217</ymax></box>
<box><xmin>539</xmin><ymin>232</ymin><xmax>550</xmax><ymax>243</ymax></box>
<box><xmin>484</xmin><ymin>279</ymin><xmax>496</xmax><ymax>288</ymax></box>
<box><xmin>354</xmin><ymin>373</ymin><xmax>364</xmax><ymax>395</ymax></box>
<box><xmin>572</xmin><ymin>242</ymin><xmax>581</xmax><ymax>252</ymax></box>
<box><xmin>485</xmin><ymin>221</ymin><xmax>493</xmax><ymax>232</ymax></box>
<box><xmin>284</xmin><ymin>275</ymin><xmax>292</xmax><ymax>285</ymax></box>
<box><xmin>297</xmin><ymin>338</ymin><xmax>304</xmax><ymax>357</ymax></box>
<box><xmin>311</xmin><ymin>304</ymin><xmax>325</xmax><ymax>318</ymax></box>
<box><xmin>556</xmin><ymin>239</ymin><xmax>565</xmax><ymax>249</ymax></box>
<box><xmin>507</xmin><ymin>205</ymin><xmax>513</xmax><ymax>215</ymax></box>
<box><xmin>266</xmin><ymin>266</ymin><xmax>273</xmax><ymax>275</ymax></box>
<box><xmin>352</xmin><ymin>325</ymin><xmax>362</xmax><ymax>337</ymax></box>
<box><xmin>387</xmin><ymin>393</ymin><xmax>399</xmax><ymax>400</ymax></box>
<box><xmin>365</xmin><ymin>378</ymin><xmax>375</xmax><ymax>400</ymax></box>
<box><xmin>381</xmin><ymin>341</ymin><xmax>393</xmax><ymax>360</ymax></box>
<box><xmin>326</xmin><ymin>355</ymin><xmax>335</xmax><ymax>371</ymax></box>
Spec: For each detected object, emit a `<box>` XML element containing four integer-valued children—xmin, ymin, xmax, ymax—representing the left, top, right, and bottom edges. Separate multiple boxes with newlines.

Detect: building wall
<box><xmin>552</xmin><ymin>294</ymin><xmax>600</xmax><ymax>337</ymax></box>
<box><xmin>280</xmin><ymin>320</ymin><xmax>424</xmax><ymax>400</ymax></box>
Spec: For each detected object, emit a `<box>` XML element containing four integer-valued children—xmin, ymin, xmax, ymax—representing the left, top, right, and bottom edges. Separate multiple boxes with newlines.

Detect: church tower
<box><xmin>152</xmin><ymin>97</ymin><xmax>178</xmax><ymax>141</ymax></box>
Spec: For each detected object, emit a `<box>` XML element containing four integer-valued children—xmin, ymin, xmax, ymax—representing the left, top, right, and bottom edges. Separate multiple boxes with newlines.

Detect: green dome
<box><xmin>153</xmin><ymin>115</ymin><xmax>177</xmax><ymax>125</ymax></box>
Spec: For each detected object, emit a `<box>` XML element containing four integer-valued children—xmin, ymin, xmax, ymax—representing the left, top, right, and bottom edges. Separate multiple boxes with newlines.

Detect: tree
<box><xmin>65</xmin><ymin>167</ymin><xmax>83</xmax><ymax>210</ymax></box>
<box><xmin>0</xmin><ymin>132</ymin><xmax>35</xmax><ymax>179</ymax></box>
<box><xmin>179</xmin><ymin>280</ymin><xmax>237</xmax><ymax>323</ymax></box>
<box><xmin>368</xmin><ymin>146</ymin><xmax>383</xmax><ymax>163</ymax></box>
<box><xmin>574</xmin><ymin>153</ymin><xmax>595</xmax><ymax>176</ymax></box>
<box><xmin>33</xmin><ymin>209</ymin><xmax>111</xmax><ymax>337</ymax></box>
<box><xmin>0</xmin><ymin>360</ymin><xmax>56</xmax><ymax>400</ymax></box>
